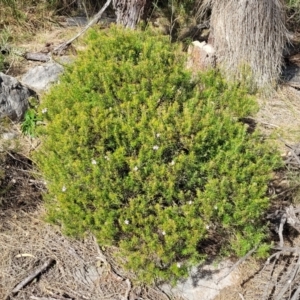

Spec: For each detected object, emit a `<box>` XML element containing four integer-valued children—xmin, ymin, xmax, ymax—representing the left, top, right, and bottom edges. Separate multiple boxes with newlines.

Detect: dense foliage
<box><xmin>34</xmin><ymin>26</ymin><xmax>281</xmax><ymax>283</ymax></box>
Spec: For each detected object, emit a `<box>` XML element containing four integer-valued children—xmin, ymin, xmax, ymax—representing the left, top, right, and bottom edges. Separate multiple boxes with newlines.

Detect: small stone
<box><xmin>22</xmin><ymin>63</ymin><xmax>64</xmax><ymax>93</ymax></box>
<box><xmin>0</xmin><ymin>72</ymin><xmax>34</xmax><ymax>120</ymax></box>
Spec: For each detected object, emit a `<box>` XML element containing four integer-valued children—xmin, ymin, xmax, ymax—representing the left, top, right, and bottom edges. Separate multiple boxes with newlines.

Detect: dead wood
<box><xmin>11</xmin><ymin>258</ymin><xmax>55</xmax><ymax>295</ymax></box>
<box><xmin>216</xmin><ymin>246</ymin><xmax>257</xmax><ymax>284</ymax></box>
<box><xmin>52</xmin><ymin>0</ymin><xmax>112</xmax><ymax>55</ymax></box>
<box><xmin>261</xmin><ymin>201</ymin><xmax>300</xmax><ymax>299</ymax></box>
<box><xmin>238</xmin><ymin>293</ymin><xmax>245</xmax><ymax>300</ymax></box>
<box><xmin>291</xmin><ymin>284</ymin><xmax>300</xmax><ymax>300</ymax></box>
<box><xmin>278</xmin><ymin>211</ymin><xmax>287</xmax><ymax>250</ymax></box>
<box><xmin>286</xmin><ymin>205</ymin><xmax>300</xmax><ymax>233</ymax></box>
<box><xmin>30</xmin><ymin>297</ymin><xmax>68</xmax><ymax>300</ymax></box>
<box><xmin>280</xmin><ymin>138</ymin><xmax>300</xmax><ymax>169</ymax></box>
<box><xmin>93</xmin><ymin>235</ymin><xmax>132</xmax><ymax>299</ymax></box>
<box><xmin>274</xmin><ymin>255</ymin><xmax>300</xmax><ymax>300</ymax></box>
<box><xmin>123</xmin><ymin>278</ymin><xmax>131</xmax><ymax>300</ymax></box>
<box><xmin>262</xmin><ymin>257</ymin><xmax>277</xmax><ymax>300</ymax></box>
<box><xmin>24</xmin><ymin>52</ymin><xmax>51</xmax><ymax>62</ymax></box>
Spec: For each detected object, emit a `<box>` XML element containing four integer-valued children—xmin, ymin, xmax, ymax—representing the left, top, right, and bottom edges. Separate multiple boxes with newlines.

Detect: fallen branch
<box><xmin>30</xmin><ymin>297</ymin><xmax>61</xmax><ymax>300</ymax></box>
<box><xmin>123</xmin><ymin>278</ymin><xmax>132</xmax><ymax>300</ymax></box>
<box><xmin>30</xmin><ymin>297</ymin><xmax>71</xmax><ymax>300</ymax></box>
<box><xmin>52</xmin><ymin>0</ymin><xmax>112</xmax><ymax>55</ymax></box>
<box><xmin>238</xmin><ymin>293</ymin><xmax>245</xmax><ymax>300</ymax></box>
<box><xmin>262</xmin><ymin>203</ymin><xmax>300</xmax><ymax>299</ymax></box>
<box><xmin>274</xmin><ymin>255</ymin><xmax>300</xmax><ymax>300</ymax></box>
<box><xmin>279</xmin><ymin>137</ymin><xmax>300</xmax><ymax>168</ymax></box>
<box><xmin>216</xmin><ymin>246</ymin><xmax>257</xmax><ymax>284</ymax></box>
<box><xmin>24</xmin><ymin>52</ymin><xmax>51</xmax><ymax>62</ymax></box>
<box><xmin>93</xmin><ymin>235</ymin><xmax>132</xmax><ymax>298</ymax></box>
<box><xmin>12</xmin><ymin>259</ymin><xmax>55</xmax><ymax>295</ymax></box>
<box><xmin>286</xmin><ymin>205</ymin><xmax>300</xmax><ymax>233</ymax></box>
<box><xmin>277</xmin><ymin>212</ymin><xmax>287</xmax><ymax>255</ymax></box>
<box><xmin>272</xmin><ymin>246</ymin><xmax>300</xmax><ymax>253</ymax></box>
<box><xmin>262</xmin><ymin>258</ymin><xmax>277</xmax><ymax>300</ymax></box>
<box><xmin>291</xmin><ymin>284</ymin><xmax>300</xmax><ymax>300</ymax></box>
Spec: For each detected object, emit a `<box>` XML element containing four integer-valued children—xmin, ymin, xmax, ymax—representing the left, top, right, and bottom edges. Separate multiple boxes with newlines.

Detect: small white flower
<box><xmin>62</xmin><ymin>185</ymin><xmax>67</xmax><ymax>192</ymax></box>
<box><xmin>214</xmin><ymin>205</ymin><xmax>218</xmax><ymax>210</ymax></box>
<box><xmin>41</xmin><ymin>108</ymin><xmax>48</xmax><ymax>114</ymax></box>
<box><xmin>156</xmin><ymin>133</ymin><xmax>161</xmax><ymax>138</ymax></box>
<box><xmin>91</xmin><ymin>159</ymin><xmax>97</xmax><ymax>165</ymax></box>
<box><xmin>206</xmin><ymin>225</ymin><xmax>210</xmax><ymax>230</ymax></box>
<box><xmin>170</xmin><ymin>160</ymin><xmax>175</xmax><ymax>166</ymax></box>
<box><xmin>188</xmin><ymin>200</ymin><xmax>193</xmax><ymax>205</ymax></box>
<box><xmin>153</xmin><ymin>145</ymin><xmax>159</xmax><ymax>150</ymax></box>
<box><xmin>162</xmin><ymin>231</ymin><xmax>166</xmax><ymax>236</ymax></box>
<box><xmin>176</xmin><ymin>262</ymin><xmax>182</xmax><ymax>268</ymax></box>
<box><xmin>133</xmin><ymin>166</ymin><xmax>139</xmax><ymax>171</ymax></box>
<box><xmin>104</xmin><ymin>156</ymin><xmax>110</xmax><ymax>161</ymax></box>
<box><xmin>124</xmin><ymin>220</ymin><xmax>129</xmax><ymax>225</ymax></box>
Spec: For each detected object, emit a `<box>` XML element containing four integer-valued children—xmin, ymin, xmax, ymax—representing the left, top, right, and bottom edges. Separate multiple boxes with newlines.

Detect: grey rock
<box><xmin>22</xmin><ymin>62</ymin><xmax>64</xmax><ymax>93</ymax></box>
<box><xmin>160</xmin><ymin>259</ymin><xmax>239</xmax><ymax>300</ymax></box>
<box><xmin>0</xmin><ymin>72</ymin><xmax>34</xmax><ymax>121</ymax></box>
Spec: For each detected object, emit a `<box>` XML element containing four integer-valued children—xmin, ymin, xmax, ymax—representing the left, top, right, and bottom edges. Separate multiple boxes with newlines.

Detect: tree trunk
<box><xmin>113</xmin><ymin>0</ymin><xmax>151</xmax><ymax>29</ymax></box>
<box><xmin>199</xmin><ymin>0</ymin><xmax>288</xmax><ymax>89</ymax></box>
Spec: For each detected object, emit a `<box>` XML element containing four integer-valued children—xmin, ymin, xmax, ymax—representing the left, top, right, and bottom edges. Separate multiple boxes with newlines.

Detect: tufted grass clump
<box><xmin>34</xmin><ymin>26</ymin><xmax>281</xmax><ymax>284</ymax></box>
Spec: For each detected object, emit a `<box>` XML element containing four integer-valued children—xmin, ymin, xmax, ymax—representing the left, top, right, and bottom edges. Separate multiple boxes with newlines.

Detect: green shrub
<box><xmin>34</xmin><ymin>26</ymin><xmax>281</xmax><ymax>283</ymax></box>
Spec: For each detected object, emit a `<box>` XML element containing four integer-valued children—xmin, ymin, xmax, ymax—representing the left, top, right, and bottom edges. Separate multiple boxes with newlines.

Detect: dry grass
<box><xmin>0</xmin><ymin>207</ymin><xmax>182</xmax><ymax>300</ymax></box>
<box><xmin>256</xmin><ymin>86</ymin><xmax>300</xmax><ymax>152</ymax></box>
<box><xmin>0</xmin><ymin>1</ymin><xmax>56</xmax><ymax>43</ymax></box>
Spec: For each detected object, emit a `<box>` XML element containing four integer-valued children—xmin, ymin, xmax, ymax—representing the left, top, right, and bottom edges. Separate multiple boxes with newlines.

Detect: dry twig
<box><xmin>274</xmin><ymin>255</ymin><xmax>300</xmax><ymax>300</ymax></box>
<box><xmin>93</xmin><ymin>235</ymin><xmax>132</xmax><ymax>298</ymax></box>
<box><xmin>261</xmin><ymin>202</ymin><xmax>300</xmax><ymax>299</ymax></box>
<box><xmin>216</xmin><ymin>246</ymin><xmax>257</xmax><ymax>284</ymax></box>
<box><xmin>11</xmin><ymin>258</ymin><xmax>55</xmax><ymax>295</ymax></box>
<box><xmin>53</xmin><ymin>0</ymin><xmax>112</xmax><ymax>55</ymax></box>
<box><xmin>30</xmin><ymin>296</ymin><xmax>65</xmax><ymax>300</ymax></box>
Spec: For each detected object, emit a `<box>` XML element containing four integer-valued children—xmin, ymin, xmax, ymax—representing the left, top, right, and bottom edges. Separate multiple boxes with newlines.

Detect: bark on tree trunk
<box><xmin>113</xmin><ymin>0</ymin><xmax>151</xmax><ymax>29</ymax></box>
